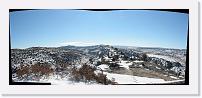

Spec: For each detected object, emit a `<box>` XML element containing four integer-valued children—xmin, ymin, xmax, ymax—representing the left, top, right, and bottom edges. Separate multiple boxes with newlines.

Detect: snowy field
<box><xmin>104</xmin><ymin>72</ymin><xmax>184</xmax><ymax>84</ymax></box>
<box><xmin>104</xmin><ymin>72</ymin><xmax>165</xmax><ymax>84</ymax></box>
<box><xmin>39</xmin><ymin>75</ymin><xmax>100</xmax><ymax>85</ymax></box>
<box><xmin>15</xmin><ymin>72</ymin><xmax>183</xmax><ymax>85</ymax></box>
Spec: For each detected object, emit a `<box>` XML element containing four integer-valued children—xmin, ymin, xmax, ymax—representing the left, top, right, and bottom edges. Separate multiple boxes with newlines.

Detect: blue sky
<box><xmin>10</xmin><ymin>10</ymin><xmax>188</xmax><ymax>49</ymax></box>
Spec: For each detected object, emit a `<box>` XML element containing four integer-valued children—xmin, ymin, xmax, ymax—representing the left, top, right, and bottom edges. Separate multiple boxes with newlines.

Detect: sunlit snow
<box><xmin>104</xmin><ymin>72</ymin><xmax>165</xmax><ymax>84</ymax></box>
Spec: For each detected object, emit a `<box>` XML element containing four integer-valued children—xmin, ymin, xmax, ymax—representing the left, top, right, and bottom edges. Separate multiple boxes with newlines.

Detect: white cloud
<box><xmin>60</xmin><ymin>41</ymin><xmax>99</xmax><ymax>46</ymax></box>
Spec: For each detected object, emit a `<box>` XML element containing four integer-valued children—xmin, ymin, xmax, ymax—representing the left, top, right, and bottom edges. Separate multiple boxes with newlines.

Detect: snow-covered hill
<box><xmin>11</xmin><ymin>45</ymin><xmax>187</xmax><ymax>85</ymax></box>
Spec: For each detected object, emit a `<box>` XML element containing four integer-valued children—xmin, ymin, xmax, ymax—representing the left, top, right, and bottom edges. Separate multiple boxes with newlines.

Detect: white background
<box><xmin>0</xmin><ymin>0</ymin><xmax>201</xmax><ymax>98</ymax></box>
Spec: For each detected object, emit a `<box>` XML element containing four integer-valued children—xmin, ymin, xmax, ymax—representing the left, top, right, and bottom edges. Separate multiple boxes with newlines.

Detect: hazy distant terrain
<box><xmin>11</xmin><ymin>45</ymin><xmax>186</xmax><ymax>85</ymax></box>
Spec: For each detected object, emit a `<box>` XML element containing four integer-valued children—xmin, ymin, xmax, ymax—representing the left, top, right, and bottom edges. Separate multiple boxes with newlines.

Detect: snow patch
<box><xmin>98</xmin><ymin>64</ymin><xmax>109</xmax><ymax>71</ymax></box>
<box><xmin>147</xmin><ymin>54</ymin><xmax>176</xmax><ymax>62</ymax></box>
<box><xmin>169</xmin><ymin>76</ymin><xmax>178</xmax><ymax>79</ymax></box>
<box><xmin>118</xmin><ymin>61</ymin><xmax>132</xmax><ymax>69</ymax></box>
<box><xmin>39</xmin><ymin>75</ymin><xmax>100</xmax><ymax>85</ymax></box>
<box><xmin>133</xmin><ymin>60</ymin><xmax>144</xmax><ymax>63</ymax></box>
<box><xmin>104</xmin><ymin>72</ymin><xmax>166</xmax><ymax>84</ymax></box>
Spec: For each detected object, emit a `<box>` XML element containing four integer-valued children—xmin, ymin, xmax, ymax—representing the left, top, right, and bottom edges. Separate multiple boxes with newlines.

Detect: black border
<box><xmin>9</xmin><ymin>9</ymin><xmax>189</xmax><ymax>85</ymax></box>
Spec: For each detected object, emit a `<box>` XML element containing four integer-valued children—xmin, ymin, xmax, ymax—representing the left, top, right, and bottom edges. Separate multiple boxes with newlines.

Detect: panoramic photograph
<box><xmin>10</xmin><ymin>9</ymin><xmax>188</xmax><ymax>85</ymax></box>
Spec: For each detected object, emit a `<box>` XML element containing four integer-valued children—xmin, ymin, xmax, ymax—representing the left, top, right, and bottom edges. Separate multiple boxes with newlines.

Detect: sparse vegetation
<box><xmin>141</xmin><ymin>53</ymin><xmax>148</xmax><ymax>61</ymax></box>
<box><xmin>70</xmin><ymin>64</ymin><xmax>114</xmax><ymax>85</ymax></box>
<box><xmin>16</xmin><ymin>62</ymin><xmax>54</xmax><ymax>80</ymax></box>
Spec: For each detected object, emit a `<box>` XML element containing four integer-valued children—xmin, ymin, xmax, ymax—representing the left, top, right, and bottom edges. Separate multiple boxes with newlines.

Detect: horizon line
<box><xmin>11</xmin><ymin>44</ymin><xmax>187</xmax><ymax>50</ymax></box>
